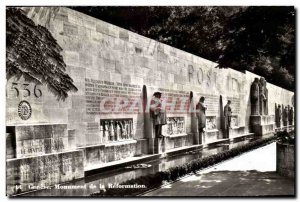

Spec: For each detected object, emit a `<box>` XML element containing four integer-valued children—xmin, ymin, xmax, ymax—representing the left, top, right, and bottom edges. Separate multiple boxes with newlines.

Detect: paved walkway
<box><xmin>144</xmin><ymin>142</ymin><xmax>295</xmax><ymax>196</ymax></box>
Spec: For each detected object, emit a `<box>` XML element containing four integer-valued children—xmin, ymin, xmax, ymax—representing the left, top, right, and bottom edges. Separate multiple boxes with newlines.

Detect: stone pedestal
<box><xmin>202</xmin><ymin>129</ymin><xmax>221</xmax><ymax>144</ymax></box>
<box><xmin>250</xmin><ymin>115</ymin><xmax>275</xmax><ymax>136</ymax></box>
<box><xmin>153</xmin><ymin>137</ymin><xmax>166</xmax><ymax>154</ymax></box>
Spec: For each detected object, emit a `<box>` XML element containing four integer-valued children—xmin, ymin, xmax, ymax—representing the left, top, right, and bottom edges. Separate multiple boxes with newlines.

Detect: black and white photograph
<box><xmin>4</xmin><ymin>2</ymin><xmax>296</xmax><ymax>198</ymax></box>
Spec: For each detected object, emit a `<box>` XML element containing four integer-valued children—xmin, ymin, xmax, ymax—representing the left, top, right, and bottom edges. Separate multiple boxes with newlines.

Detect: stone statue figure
<box><xmin>150</xmin><ymin>92</ymin><xmax>167</xmax><ymax>138</ymax></box>
<box><xmin>250</xmin><ymin>78</ymin><xmax>260</xmax><ymax>115</ymax></box>
<box><xmin>259</xmin><ymin>77</ymin><xmax>267</xmax><ymax>115</ymax></box>
<box><xmin>262</xmin><ymin>78</ymin><xmax>268</xmax><ymax>115</ymax></box>
<box><xmin>277</xmin><ymin>105</ymin><xmax>282</xmax><ymax>128</ymax></box>
<box><xmin>289</xmin><ymin>107</ymin><xmax>294</xmax><ymax>125</ymax></box>
<box><xmin>283</xmin><ymin>106</ymin><xmax>288</xmax><ymax>126</ymax></box>
<box><xmin>196</xmin><ymin>96</ymin><xmax>207</xmax><ymax>142</ymax></box>
<box><xmin>224</xmin><ymin>100</ymin><xmax>232</xmax><ymax>138</ymax></box>
<box><xmin>275</xmin><ymin>104</ymin><xmax>279</xmax><ymax>128</ymax></box>
<box><xmin>281</xmin><ymin>104</ymin><xmax>284</xmax><ymax>126</ymax></box>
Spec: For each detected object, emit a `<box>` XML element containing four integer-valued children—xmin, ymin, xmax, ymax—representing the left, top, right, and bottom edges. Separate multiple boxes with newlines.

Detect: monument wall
<box><xmin>6</xmin><ymin>7</ymin><xmax>295</xmax><ymax>195</ymax></box>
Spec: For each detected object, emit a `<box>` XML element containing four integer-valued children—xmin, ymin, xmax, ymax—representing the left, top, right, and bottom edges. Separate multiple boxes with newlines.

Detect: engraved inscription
<box><xmin>85</xmin><ymin>79</ymin><xmax>142</xmax><ymax>115</ymax></box>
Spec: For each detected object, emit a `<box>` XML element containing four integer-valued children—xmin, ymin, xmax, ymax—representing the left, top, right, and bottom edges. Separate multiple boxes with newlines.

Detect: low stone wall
<box><xmin>276</xmin><ymin>142</ymin><xmax>294</xmax><ymax>178</ymax></box>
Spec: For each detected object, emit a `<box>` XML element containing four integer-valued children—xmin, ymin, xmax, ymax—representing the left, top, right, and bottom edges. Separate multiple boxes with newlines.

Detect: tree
<box><xmin>6</xmin><ymin>7</ymin><xmax>78</xmax><ymax>100</ymax></box>
<box><xmin>218</xmin><ymin>6</ymin><xmax>295</xmax><ymax>90</ymax></box>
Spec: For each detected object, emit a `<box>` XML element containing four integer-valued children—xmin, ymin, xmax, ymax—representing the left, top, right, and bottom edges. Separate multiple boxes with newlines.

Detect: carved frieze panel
<box><xmin>206</xmin><ymin>116</ymin><xmax>217</xmax><ymax>131</ymax></box>
<box><xmin>163</xmin><ymin>117</ymin><xmax>185</xmax><ymax>136</ymax></box>
<box><xmin>100</xmin><ymin>118</ymin><xmax>133</xmax><ymax>142</ymax></box>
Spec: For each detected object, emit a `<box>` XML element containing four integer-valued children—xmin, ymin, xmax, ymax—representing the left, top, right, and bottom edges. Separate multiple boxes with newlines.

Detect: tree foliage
<box><xmin>7</xmin><ymin>7</ymin><xmax>78</xmax><ymax>100</ymax></box>
<box><xmin>71</xmin><ymin>6</ymin><xmax>295</xmax><ymax>91</ymax></box>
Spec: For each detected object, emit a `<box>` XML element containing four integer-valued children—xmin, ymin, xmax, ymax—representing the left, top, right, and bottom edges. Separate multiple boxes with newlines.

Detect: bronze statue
<box><xmin>250</xmin><ymin>78</ymin><xmax>260</xmax><ymax>115</ymax></box>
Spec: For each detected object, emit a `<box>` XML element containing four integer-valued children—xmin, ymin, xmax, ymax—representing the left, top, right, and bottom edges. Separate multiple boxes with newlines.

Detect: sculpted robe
<box><xmin>196</xmin><ymin>102</ymin><xmax>207</xmax><ymax>130</ymax></box>
<box><xmin>224</xmin><ymin>104</ymin><xmax>232</xmax><ymax>129</ymax></box>
<box><xmin>250</xmin><ymin>80</ymin><xmax>260</xmax><ymax>115</ymax></box>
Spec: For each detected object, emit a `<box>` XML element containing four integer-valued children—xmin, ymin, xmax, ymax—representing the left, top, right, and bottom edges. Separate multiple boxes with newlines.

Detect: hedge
<box><xmin>91</xmin><ymin>136</ymin><xmax>276</xmax><ymax>197</ymax></box>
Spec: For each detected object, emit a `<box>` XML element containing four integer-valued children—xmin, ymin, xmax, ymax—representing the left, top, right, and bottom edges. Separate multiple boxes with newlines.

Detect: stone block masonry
<box><xmin>6</xmin><ymin>7</ymin><xmax>295</xmax><ymax>195</ymax></box>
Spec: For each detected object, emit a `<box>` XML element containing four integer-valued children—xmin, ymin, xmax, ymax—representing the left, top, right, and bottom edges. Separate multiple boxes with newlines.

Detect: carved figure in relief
<box><xmin>124</xmin><ymin>120</ymin><xmax>129</xmax><ymax>139</ymax></box>
<box><xmin>167</xmin><ymin>119</ymin><xmax>173</xmax><ymax>135</ymax></box>
<box><xmin>196</xmin><ymin>96</ymin><xmax>207</xmax><ymax>141</ymax></box>
<box><xmin>150</xmin><ymin>92</ymin><xmax>167</xmax><ymax>138</ymax></box>
<box><xmin>100</xmin><ymin>125</ymin><xmax>104</xmax><ymax>142</ymax></box>
<box><xmin>108</xmin><ymin>120</ymin><xmax>114</xmax><ymax>141</ymax></box>
<box><xmin>250</xmin><ymin>78</ymin><xmax>260</xmax><ymax>115</ymax></box>
<box><xmin>172</xmin><ymin>118</ymin><xmax>178</xmax><ymax>134</ymax></box>
<box><xmin>116</xmin><ymin>121</ymin><xmax>121</xmax><ymax>140</ymax></box>
<box><xmin>129</xmin><ymin>120</ymin><xmax>133</xmax><ymax>138</ymax></box>
<box><xmin>120</xmin><ymin>120</ymin><xmax>126</xmax><ymax>139</ymax></box>
<box><xmin>104</xmin><ymin>121</ymin><xmax>109</xmax><ymax>142</ymax></box>
<box><xmin>224</xmin><ymin>100</ymin><xmax>232</xmax><ymax>138</ymax></box>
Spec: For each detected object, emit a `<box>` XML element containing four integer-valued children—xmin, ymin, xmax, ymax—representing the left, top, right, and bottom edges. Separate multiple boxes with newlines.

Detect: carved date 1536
<box><xmin>9</xmin><ymin>82</ymin><xmax>42</xmax><ymax>98</ymax></box>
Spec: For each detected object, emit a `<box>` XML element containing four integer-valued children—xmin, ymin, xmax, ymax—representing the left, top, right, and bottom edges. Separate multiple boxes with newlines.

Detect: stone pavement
<box><xmin>143</xmin><ymin>142</ymin><xmax>295</xmax><ymax>196</ymax></box>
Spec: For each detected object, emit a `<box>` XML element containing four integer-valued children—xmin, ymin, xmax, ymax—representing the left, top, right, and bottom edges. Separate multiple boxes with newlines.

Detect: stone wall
<box><xmin>6</xmin><ymin>7</ymin><xmax>295</xmax><ymax>194</ymax></box>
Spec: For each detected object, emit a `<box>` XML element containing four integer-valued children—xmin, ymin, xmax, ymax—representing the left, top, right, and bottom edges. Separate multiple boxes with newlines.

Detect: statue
<box><xmin>277</xmin><ymin>105</ymin><xmax>282</xmax><ymax>128</ymax></box>
<box><xmin>289</xmin><ymin>107</ymin><xmax>294</xmax><ymax>125</ymax></box>
<box><xmin>275</xmin><ymin>104</ymin><xmax>280</xmax><ymax>128</ymax></box>
<box><xmin>259</xmin><ymin>77</ymin><xmax>267</xmax><ymax>115</ymax></box>
<box><xmin>250</xmin><ymin>78</ymin><xmax>260</xmax><ymax>115</ymax></box>
<box><xmin>262</xmin><ymin>78</ymin><xmax>268</xmax><ymax>115</ymax></box>
<box><xmin>150</xmin><ymin>92</ymin><xmax>167</xmax><ymax>138</ymax></box>
<box><xmin>224</xmin><ymin>100</ymin><xmax>232</xmax><ymax>138</ymax></box>
<box><xmin>196</xmin><ymin>96</ymin><xmax>207</xmax><ymax>141</ymax></box>
<box><xmin>283</xmin><ymin>106</ymin><xmax>288</xmax><ymax>126</ymax></box>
